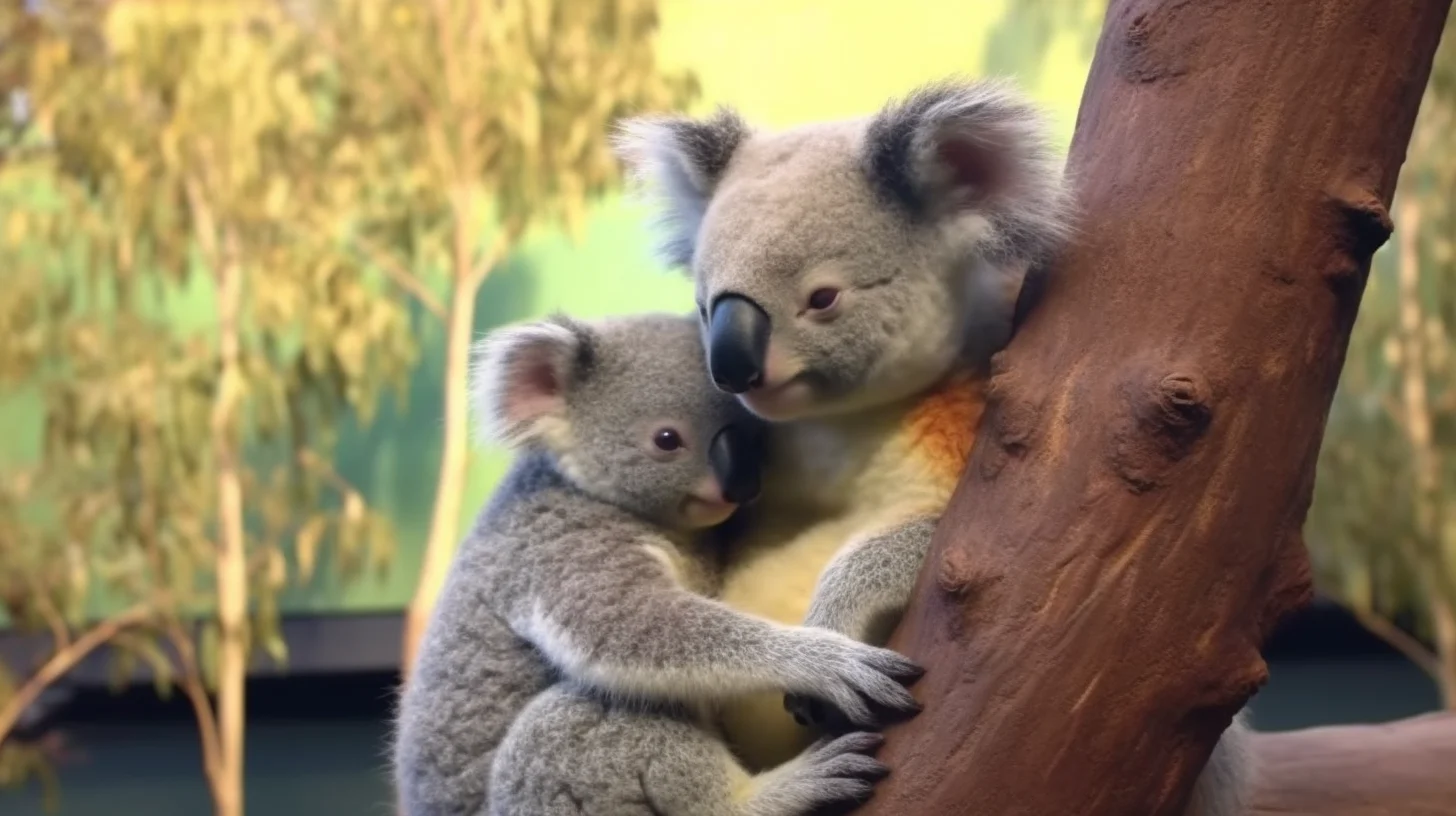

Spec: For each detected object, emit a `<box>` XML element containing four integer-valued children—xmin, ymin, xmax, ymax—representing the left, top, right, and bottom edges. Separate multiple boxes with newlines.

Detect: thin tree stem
<box><xmin>1348</xmin><ymin>606</ymin><xmax>1441</xmax><ymax>682</ymax></box>
<box><xmin>0</xmin><ymin>604</ymin><xmax>153</xmax><ymax>741</ymax></box>
<box><xmin>166</xmin><ymin>619</ymin><xmax>225</xmax><ymax>797</ymax></box>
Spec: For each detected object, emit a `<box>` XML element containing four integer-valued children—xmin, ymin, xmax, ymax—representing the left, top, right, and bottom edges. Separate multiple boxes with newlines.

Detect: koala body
<box><xmin>490</xmin><ymin>685</ymin><xmax>894</xmax><ymax>816</ymax></box>
<box><xmin>616</xmin><ymin>78</ymin><xmax>1254</xmax><ymax>816</ymax></box>
<box><xmin>392</xmin><ymin>312</ymin><xmax>920</xmax><ymax>816</ymax></box>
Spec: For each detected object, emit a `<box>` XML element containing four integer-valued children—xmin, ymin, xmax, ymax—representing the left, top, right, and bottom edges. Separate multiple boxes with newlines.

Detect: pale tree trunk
<box><xmin>210</xmin><ymin>233</ymin><xmax>248</xmax><ymax>816</ymax></box>
<box><xmin>1436</xmin><ymin>603</ymin><xmax>1456</xmax><ymax>710</ymax></box>
<box><xmin>855</xmin><ymin>1</ymin><xmax>1453</xmax><ymax>813</ymax></box>
<box><xmin>401</xmin><ymin>193</ymin><xmax>481</xmax><ymax>681</ymax></box>
<box><xmin>1394</xmin><ymin>193</ymin><xmax>1456</xmax><ymax>711</ymax></box>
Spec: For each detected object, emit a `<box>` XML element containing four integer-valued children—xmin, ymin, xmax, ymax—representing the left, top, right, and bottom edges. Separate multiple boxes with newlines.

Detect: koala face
<box><xmin>472</xmin><ymin>312</ymin><xmax>766</xmax><ymax>530</ymax></box>
<box><xmin>616</xmin><ymin>80</ymin><xmax>1073</xmax><ymax>422</ymax></box>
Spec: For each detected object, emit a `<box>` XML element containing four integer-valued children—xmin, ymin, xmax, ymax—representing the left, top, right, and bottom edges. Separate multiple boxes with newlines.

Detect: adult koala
<box><xmin>614</xmin><ymin>77</ymin><xmax>1254</xmax><ymax>816</ymax></box>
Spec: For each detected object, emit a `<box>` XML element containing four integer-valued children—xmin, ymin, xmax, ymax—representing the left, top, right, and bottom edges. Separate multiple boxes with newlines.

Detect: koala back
<box><xmin>395</xmin><ymin>310</ymin><xmax>767</xmax><ymax>814</ymax></box>
<box><xmin>393</xmin><ymin>454</ymin><xmax>728</xmax><ymax>816</ymax></box>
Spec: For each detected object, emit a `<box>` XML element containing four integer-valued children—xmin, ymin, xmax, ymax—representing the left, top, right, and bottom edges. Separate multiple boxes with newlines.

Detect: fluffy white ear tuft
<box><xmin>611</xmin><ymin>107</ymin><xmax>751</xmax><ymax>270</ymax></box>
<box><xmin>468</xmin><ymin>316</ymin><xmax>585</xmax><ymax>448</ymax></box>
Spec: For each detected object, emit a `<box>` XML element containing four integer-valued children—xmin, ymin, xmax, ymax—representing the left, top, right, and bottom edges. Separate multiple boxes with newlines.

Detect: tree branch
<box><xmin>468</xmin><ymin>220</ymin><xmax>522</xmax><ymax>290</ymax></box>
<box><xmin>1347</xmin><ymin>606</ymin><xmax>1441</xmax><ymax>682</ymax></box>
<box><xmin>182</xmin><ymin>173</ymin><xmax>220</xmax><ymax>270</ymax></box>
<box><xmin>32</xmin><ymin>590</ymin><xmax>71</xmax><ymax>654</ymax></box>
<box><xmin>164</xmin><ymin>618</ymin><xmax>224</xmax><ymax>793</ymax></box>
<box><xmin>1251</xmin><ymin>713</ymin><xmax>1456</xmax><ymax>815</ymax></box>
<box><xmin>349</xmin><ymin>233</ymin><xmax>446</xmax><ymax>321</ymax></box>
<box><xmin>0</xmin><ymin>603</ymin><xmax>153</xmax><ymax>741</ymax></box>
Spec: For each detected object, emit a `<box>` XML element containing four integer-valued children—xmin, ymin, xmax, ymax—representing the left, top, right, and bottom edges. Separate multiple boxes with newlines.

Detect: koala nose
<box><xmin>709</xmin><ymin>423</ymin><xmax>763</xmax><ymax>505</ymax></box>
<box><xmin>707</xmin><ymin>295</ymin><xmax>770</xmax><ymax>394</ymax></box>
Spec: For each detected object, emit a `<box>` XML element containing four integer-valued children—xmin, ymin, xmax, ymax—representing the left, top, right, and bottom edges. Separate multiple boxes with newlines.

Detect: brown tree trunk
<box><xmin>1250</xmin><ymin>713</ymin><xmax>1456</xmax><ymax>815</ymax></box>
<box><xmin>857</xmin><ymin>1</ymin><xmax>1452</xmax><ymax>814</ymax></box>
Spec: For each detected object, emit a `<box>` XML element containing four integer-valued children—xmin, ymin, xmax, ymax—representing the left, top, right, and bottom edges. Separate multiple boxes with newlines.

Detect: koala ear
<box><xmin>469</xmin><ymin>314</ymin><xmax>593</xmax><ymax>448</ymax></box>
<box><xmin>863</xmin><ymin>78</ymin><xmax>1074</xmax><ymax>267</ymax></box>
<box><xmin>612</xmin><ymin>106</ymin><xmax>752</xmax><ymax>270</ymax></box>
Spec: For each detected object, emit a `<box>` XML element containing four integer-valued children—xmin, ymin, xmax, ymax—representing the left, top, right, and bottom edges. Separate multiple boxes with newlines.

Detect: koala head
<box><xmin>471</xmin><ymin>312</ymin><xmax>766</xmax><ymax>530</ymax></box>
<box><xmin>615</xmin><ymin>78</ymin><xmax>1073</xmax><ymax>421</ymax></box>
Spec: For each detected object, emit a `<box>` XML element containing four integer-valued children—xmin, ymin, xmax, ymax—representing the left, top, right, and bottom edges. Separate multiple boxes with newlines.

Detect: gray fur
<box><xmin>614</xmin><ymin>106</ymin><xmax>753</xmax><ymax>269</ymax></box>
<box><xmin>1186</xmin><ymin>710</ymin><xmax>1256</xmax><ymax>816</ymax></box>
<box><xmin>490</xmin><ymin>685</ymin><xmax>888</xmax><ymax>816</ymax></box>
<box><xmin>392</xmin><ymin>312</ymin><xmax>917</xmax><ymax>816</ymax></box>
<box><xmin>786</xmin><ymin>516</ymin><xmax>938</xmax><ymax>734</ymax></box>
<box><xmin>804</xmin><ymin>516</ymin><xmax>938</xmax><ymax>647</ymax></box>
<box><xmin>616</xmin><ymin>76</ymin><xmax>1074</xmax><ymax>421</ymax></box>
<box><xmin>618</xmin><ymin>76</ymin><xmax>1256</xmax><ymax>814</ymax></box>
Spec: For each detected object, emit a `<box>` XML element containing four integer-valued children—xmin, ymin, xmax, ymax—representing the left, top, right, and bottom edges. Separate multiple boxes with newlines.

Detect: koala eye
<box><xmin>806</xmin><ymin>287</ymin><xmax>841</xmax><ymax>313</ymax></box>
<box><xmin>652</xmin><ymin>428</ymin><xmax>685</xmax><ymax>452</ymax></box>
<box><xmin>696</xmin><ymin>302</ymin><xmax>708</xmax><ymax>322</ymax></box>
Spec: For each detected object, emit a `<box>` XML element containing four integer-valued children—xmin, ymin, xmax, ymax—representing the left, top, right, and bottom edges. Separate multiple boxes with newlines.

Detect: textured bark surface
<box><xmin>856</xmin><ymin>1</ymin><xmax>1452</xmax><ymax>814</ymax></box>
<box><xmin>1251</xmin><ymin>713</ymin><xmax>1456</xmax><ymax>816</ymax></box>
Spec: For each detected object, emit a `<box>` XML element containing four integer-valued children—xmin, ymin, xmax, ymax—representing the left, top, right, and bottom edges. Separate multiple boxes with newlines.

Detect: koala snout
<box><xmin>708</xmin><ymin>423</ymin><xmax>762</xmax><ymax>505</ymax></box>
<box><xmin>707</xmin><ymin>295</ymin><xmax>770</xmax><ymax>394</ymax></box>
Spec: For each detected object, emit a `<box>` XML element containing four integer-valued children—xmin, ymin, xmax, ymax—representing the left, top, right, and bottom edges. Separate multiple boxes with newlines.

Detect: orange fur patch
<box><xmin>904</xmin><ymin>373</ymin><xmax>986</xmax><ymax>484</ymax></box>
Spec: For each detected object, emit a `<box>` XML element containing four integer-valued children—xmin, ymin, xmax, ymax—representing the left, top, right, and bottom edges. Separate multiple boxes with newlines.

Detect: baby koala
<box><xmin>392</xmin><ymin>312</ymin><xmax>922</xmax><ymax>816</ymax></box>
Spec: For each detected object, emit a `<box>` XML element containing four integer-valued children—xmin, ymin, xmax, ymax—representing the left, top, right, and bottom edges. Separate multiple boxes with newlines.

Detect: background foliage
<box><xmin>0</xmin><ymin>0</ymin><xmax>694</xmax><ymax>810</ymax></box>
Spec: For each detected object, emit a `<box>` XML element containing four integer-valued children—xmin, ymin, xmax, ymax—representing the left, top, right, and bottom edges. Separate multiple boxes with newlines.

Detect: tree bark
<box><xmin>857</xmin><ymin>2</ymin><xmax>1452</xmax><ymax>814</ymax></box>
<box><xmin>1250</xmin><ymin>713</ymin><xmax>1456</xmax><ymax>815</ymax></box>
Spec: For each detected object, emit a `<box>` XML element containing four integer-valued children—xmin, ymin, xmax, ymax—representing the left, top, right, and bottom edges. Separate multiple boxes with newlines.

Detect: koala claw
<box><xmin>764</xmin><ymin>732</ymin><xmax>889</xmax><ymax>814</ymax></box>
<box><xmin>790</xmin><ymin>633</ymin><xmax>925</xmax><ymax>730</ymax></box>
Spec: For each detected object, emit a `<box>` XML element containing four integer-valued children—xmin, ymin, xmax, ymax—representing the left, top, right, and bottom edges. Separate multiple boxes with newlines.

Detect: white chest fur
<box><xmin>716</xmin><ymin>403</ymin><xmax>963</xmax><ymax>769</ymax></box>
<box><xmin>719</xmin><ymin>410</ymin><xmax>955</xmax><ymax>624</ymax></box>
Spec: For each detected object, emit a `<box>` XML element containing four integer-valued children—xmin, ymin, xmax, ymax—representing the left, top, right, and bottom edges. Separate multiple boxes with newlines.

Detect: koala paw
<box><xmin>763</xmin><ymin>732</ymin><xmax>889</xmax><ymax>815</ymax></box>
<box><xmin>789</xmin><ymin>630</ymin><xmax>924</xmax><ymax>730</ymax></box>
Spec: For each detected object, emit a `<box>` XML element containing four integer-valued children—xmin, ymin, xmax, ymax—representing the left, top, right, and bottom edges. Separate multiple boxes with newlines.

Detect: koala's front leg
<box><xmin>786</xmin><ymin>515</ymin><xmax>937</xmax><ymax>732</ymax></box>
<box><xmin>513</xmin><ymin>544</ymin><xmax>923</xmax><ymax>727</ymax></box>
<box><xmin>802</xmin><ymin>515</ymin><xmax>938</xmax><ymax>642</ymax></box>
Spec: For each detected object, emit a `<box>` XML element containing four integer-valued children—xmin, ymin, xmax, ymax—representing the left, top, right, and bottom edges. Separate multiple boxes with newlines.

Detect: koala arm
<box><xmin>802</xmin><ymin>515</ymin><xmax>938</xmax><ymax>643</ymax></box>
<box><xmin>508</xmin><ymin>537</ymin><xmax>922</xmax><ymax>726</ymax></box>
<box><xmin>783</xmin><ymin>516</ymin><xmax>936</xmax><ymax>732</ymax></box>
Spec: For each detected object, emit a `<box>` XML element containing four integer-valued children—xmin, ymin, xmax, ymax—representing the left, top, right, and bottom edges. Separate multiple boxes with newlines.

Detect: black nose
<box><xmin>707</xmin><ymin>295</ymin><xmax>770</xmax><ymax>394</ymax></box>
<box><xmin>709</xmin><ymin>423</ymin><xmax>763</xmax><ymax>505</ymax></box>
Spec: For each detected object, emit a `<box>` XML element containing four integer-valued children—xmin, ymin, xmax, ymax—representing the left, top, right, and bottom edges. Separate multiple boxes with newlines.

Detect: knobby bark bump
<box><xmin>856</xmin><ymin>1</ymin><xmax>1453</xmax><ymax>814</ymax></box>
